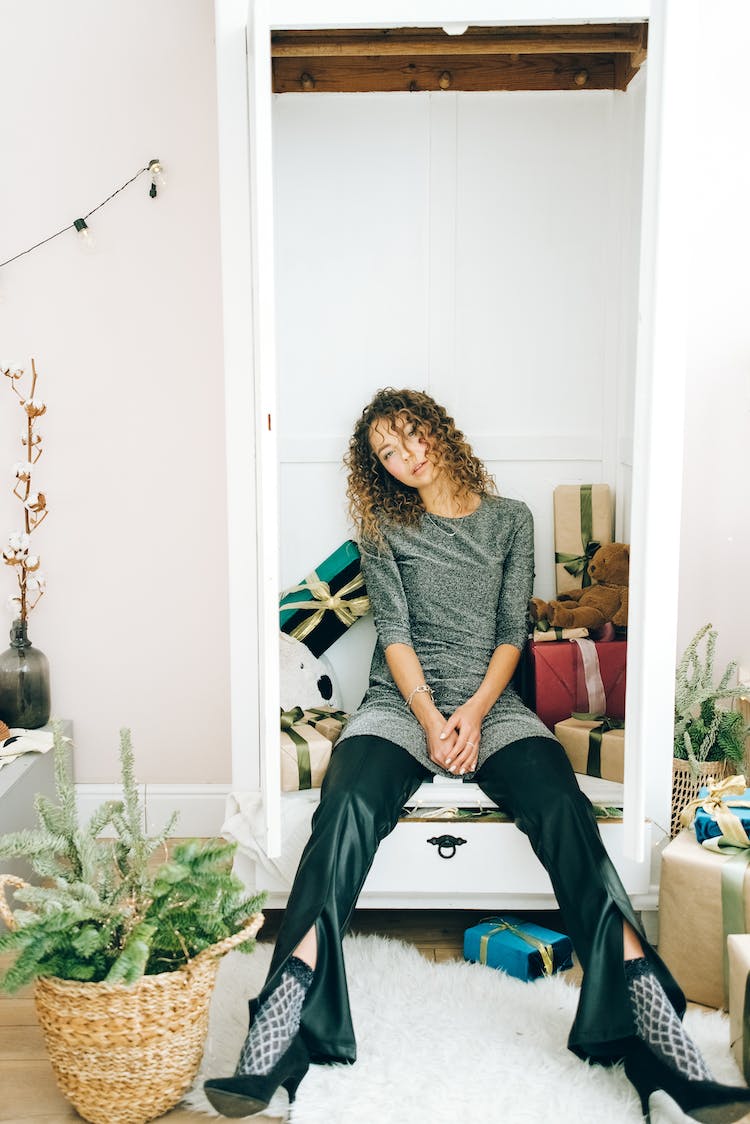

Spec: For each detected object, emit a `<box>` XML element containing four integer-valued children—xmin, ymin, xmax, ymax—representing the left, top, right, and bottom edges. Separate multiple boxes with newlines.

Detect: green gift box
<box><xmin>279</xmin><ymin>540</ymin><xmax>370</xmax><ymax>657</ymax></box>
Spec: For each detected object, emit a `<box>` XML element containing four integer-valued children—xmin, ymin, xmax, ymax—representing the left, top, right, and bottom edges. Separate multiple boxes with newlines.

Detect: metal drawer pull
<box><xmin>427</xmin><ymin>834</ymin><xmax>467</xmax><ymax>860</ymax></box>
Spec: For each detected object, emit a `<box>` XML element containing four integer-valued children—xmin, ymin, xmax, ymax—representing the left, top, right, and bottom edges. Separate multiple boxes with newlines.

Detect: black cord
<box><xmin>0</xmin><ymin>163</ymin><xmax>152</xmax><ymax>270</ymax></box>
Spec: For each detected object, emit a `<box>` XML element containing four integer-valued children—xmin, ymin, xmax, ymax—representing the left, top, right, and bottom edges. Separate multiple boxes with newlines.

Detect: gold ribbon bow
<box><xmin>280</xmin><ymin>570</ymin><xmax>371</xmax><ymax>644</ymax></box>
<box><xmin>479</xmin><ymin>918</ymin><xmax>555</xmax><ymax>977</ymax></box>
<box><xmin>679</xmin><ymin>774</ymin><xmax>750</xmax><ymax>847</ymax></box>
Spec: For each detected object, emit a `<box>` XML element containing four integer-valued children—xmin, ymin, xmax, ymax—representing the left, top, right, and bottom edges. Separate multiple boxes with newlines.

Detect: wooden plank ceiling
<box><xmin>271</xmin><ymin>23</ymin><xmax>648</xmax><ymax>94</ymax></box>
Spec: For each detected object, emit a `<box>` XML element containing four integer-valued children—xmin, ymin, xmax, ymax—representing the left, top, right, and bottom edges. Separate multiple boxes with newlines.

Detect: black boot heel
<box><xmin>624</xmin><ymin>1037</ymin><xmax>750</xmax><ymax>1123</ymax></box>
<box><xmin>204</xmin><ymin>1033</ymin><xmax>310</xmax><ymax>1118</ymax></box>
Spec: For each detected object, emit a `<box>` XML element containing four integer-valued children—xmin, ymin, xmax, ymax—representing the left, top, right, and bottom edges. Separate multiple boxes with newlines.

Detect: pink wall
<box><xmin>0</xmin><ymin>0</ymin><xmax>231</xmax><ymax>783</ymax></box>
<box><xmin>677</xmin><ymin>3</ymin><xmax>750</xmax><ymax>686</ymax></box>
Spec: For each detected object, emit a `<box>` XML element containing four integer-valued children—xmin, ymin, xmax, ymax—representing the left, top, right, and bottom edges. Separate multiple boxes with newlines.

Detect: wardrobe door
<box><xmin>247</xmin><ymin>0</ymin><xmax>282</xmax><ymax>854</ymax></box>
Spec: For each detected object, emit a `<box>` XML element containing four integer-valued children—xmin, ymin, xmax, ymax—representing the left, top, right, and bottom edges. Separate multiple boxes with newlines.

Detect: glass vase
<box><xmin>0</xmin><ymin>619</ymin><xmax>51</xmax><ymax>730</ymax></box>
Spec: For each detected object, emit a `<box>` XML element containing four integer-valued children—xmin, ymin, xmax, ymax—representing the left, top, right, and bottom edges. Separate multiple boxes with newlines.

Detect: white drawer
<box><xmin>364</xmin><ymin>821</ymin><xmax>553</xmax><ymax>895</ymax></box>
<box><xmin>364</xmin><ymin>820</ymin><xmax>651</xmax><ymax>897</ymax></box>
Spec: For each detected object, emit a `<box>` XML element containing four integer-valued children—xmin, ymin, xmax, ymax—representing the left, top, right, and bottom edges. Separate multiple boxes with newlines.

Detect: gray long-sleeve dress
<box><xmin>337</xmin><ymin>494</ymin><xmax>556</xmax><ymax>777</ymax></box>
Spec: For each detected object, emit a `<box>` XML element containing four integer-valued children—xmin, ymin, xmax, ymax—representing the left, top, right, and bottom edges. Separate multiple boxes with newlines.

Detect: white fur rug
<box><xmin>184</xmin><ymin>934</ymin><xmax>742</xmax><ymax>1124</ymax></box>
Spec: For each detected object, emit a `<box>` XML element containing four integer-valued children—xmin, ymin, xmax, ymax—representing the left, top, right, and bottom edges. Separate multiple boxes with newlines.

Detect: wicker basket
<box><xmin>670</xmin><ymin>756</ymin><xmax>732</xmax><ymax>838</ymax></box>
<box><xmin>0</xmin><ymin>875</ymin><xmax>263</xmax><ymax>1124</ymax></box>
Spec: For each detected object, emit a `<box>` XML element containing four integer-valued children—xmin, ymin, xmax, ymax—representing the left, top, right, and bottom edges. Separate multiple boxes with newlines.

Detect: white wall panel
<box><xmin>613</xmin><ymin>69</ymin><xmax>646</xmax><ymax>543</ymax></box>
<box><xmin>449</xmin><ymin>93</ymin><xmax>614</xmax><ymax>441</ymax></box>
<box><xmin>274</xmin><ymin>94</ymin><xmax>431</xmax><ymax>438</ymax></box>
<box><xmin>273</xmin><ymin>87</ymin><xmax>643</xmax><ymax>706</ymax></box>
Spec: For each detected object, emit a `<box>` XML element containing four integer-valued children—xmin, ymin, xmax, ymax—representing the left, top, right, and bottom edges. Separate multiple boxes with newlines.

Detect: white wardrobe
<box><xmin>214</xmin><ymin>0</ymin><xmax>690</xmax><ymax>914</ymax></box>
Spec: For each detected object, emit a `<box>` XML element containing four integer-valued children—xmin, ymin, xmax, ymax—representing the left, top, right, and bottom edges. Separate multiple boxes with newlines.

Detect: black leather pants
<box><xmin>254</xmin><ymin>734</ymin><xmax>685</xmax><ymax>1066</ymax></box>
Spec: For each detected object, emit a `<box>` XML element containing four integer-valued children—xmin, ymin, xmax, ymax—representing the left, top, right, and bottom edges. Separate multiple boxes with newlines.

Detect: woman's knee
<box><xmin>496</xmin><ymin>737</ymin><xmax>596</xmax><ymax>824</ymax></box>
<box><xmin>315</xmin><ymin>736</ymin><xmax>417</xmax><ymax>835</ymax></box>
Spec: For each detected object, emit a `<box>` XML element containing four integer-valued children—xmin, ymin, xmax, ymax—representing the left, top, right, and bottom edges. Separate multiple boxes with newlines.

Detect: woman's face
<box><xmin>369</xmin><ymin>413</ymin><xmax>441</xmax><ymax>490</ymax></box>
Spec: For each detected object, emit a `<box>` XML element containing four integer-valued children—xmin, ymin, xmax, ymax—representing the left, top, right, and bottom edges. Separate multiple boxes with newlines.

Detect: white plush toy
<box><xmin>279</xmin><ymin>633</ymin><xmax>341</xmax><ymax>711</ymax></box>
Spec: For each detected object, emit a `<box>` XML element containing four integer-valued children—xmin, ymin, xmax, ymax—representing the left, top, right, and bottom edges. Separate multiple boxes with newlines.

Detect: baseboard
<box><xmin>75</xmin><ymin>783</ymin><xmax>232</xmax><ymax>838</ymax></box>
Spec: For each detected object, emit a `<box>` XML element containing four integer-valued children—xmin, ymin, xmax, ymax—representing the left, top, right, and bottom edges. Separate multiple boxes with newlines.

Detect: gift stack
<box><xmin>278</xmin><ymin>540</ymin><xmax>367</xmax><ymax>792</ymax></box>
<box><xmin>659</xmin><ymin>777</ymin><xmax>750</xmax><ymax>1012</ymax></box>
<box><xmin>525</xmin><ymin>484</ymin><xmax>628</xmax><ymax>793</ymax></box>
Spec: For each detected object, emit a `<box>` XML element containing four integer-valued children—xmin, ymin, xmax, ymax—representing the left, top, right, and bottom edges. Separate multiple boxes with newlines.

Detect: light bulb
<box><xmin>73</xmin><ymin>218</ymin><xmax>96</xmax><ymax>252</ymax></box>
<box><xmin>148</xmin><ymin>158</ymin><xmax>166</xmax><ymax>198</ymax></box>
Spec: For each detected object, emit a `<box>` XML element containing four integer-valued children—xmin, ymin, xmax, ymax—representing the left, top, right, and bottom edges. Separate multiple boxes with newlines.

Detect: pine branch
<box><xmin>0</xmin><ymin>730</ymin><xmax>265</xmax><ymax>992</ymax></box>
<box><xmin>674</xmin><ymin>624</ymin><xmax>750</xmax><ymax>766</ymax></box>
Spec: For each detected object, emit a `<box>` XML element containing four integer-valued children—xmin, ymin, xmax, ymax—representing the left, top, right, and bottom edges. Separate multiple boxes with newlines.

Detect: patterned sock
<box><xmin>625</xmin><ymin>958</ymin><xmax>713</xmax><ymax>1082</ymax></box>
<box><xmin>236</xmin><ymin>956</ymin><xmax>314</xmax><ymax>1077</ymax></box>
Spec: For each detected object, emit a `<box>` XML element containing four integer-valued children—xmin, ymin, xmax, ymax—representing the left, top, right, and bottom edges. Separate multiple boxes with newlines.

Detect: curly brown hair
<box><xmin>344</xmin><ymin>387</ymin><xmax>496</xmax><ymax>544</ymax></box>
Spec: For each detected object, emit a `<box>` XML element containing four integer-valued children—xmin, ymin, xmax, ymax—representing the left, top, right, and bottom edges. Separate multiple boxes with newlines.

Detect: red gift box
<box><xmin>525</xmin><ymin>638</ymin><xmax>627</xmax><ymax>731</ymax></box>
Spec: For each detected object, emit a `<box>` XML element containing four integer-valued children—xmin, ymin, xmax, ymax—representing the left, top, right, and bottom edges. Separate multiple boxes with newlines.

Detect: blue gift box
<box><xmin>694</xmin><ymin>786</ymin><xmax>750</xmax><ymax>845</ymax></box>
<box><xmin>463</xmin><ymin>915</ymin><xmax>573</xmax><ymax>981</ymax></box>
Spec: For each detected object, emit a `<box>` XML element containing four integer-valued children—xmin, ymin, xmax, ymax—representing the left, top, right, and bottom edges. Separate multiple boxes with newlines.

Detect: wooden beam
<box><xmin>630</xmin><ymin>24</ymin><xmax>649</xmax><ymax>68</ymax></box>
<box><xmin>271</xmin><ymin>23</ymin><xmax>647</xmax><ymax>57</ymax></box>
<box><xmin>272</xmin><ymin>53</ymin><xmax>618</xmax><ymax>94</ymax></box>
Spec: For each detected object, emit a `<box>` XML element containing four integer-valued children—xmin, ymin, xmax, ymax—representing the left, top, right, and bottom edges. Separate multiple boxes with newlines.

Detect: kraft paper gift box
<box><xmin>658</xmin><ymin>830</ymin><xmax>750</xmax><ymax>1010</ymax></box>
<box><xmin>554</xmin><ymin>714</ymin><xmax>625</xmax><ymax>783</ymax></box>
<box><xmin>301</xmin><ymin>706</ymin><xmax>348</xmax><ymax>746</ymax></box>
<box><xmin>279</xmin><ymin>540</ymin><xmax>370</xmax><ymax>657</ymax></box>
<box><xmin>532</xmin><ymin>624</ymin><xmax>590</xmax><ymax>643</ymax></box>
<box><xmin>525</xmin><ymin>637</ymin><xmax>627</xmax><ymax>731</ymax></box>
<box><xmin>728</xmin><ymin>934</ymin><xmax>750</xmax><ymax>1081</ymax></box>
<box><xmin>554</xmin><ymin>483</ymin><xmax>613</xmax><ymax>595</ymax></box>
<box><xmin>280</xmin><ymin>706</ymin><xmax>347</xmax><ymax>792</ymax></box>
<box><xmin>464</xmin><ymin>915</ymin><xmax>573</xmax><ymax>981</ymax></box>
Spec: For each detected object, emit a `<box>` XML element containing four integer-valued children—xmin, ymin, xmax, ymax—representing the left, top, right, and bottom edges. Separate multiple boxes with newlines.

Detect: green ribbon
<box><xmin>302</xmin><ymin>707</ymin><xmax>349</xmax><ymax>727</ymax></box>
<box><xmin>555</xmin><ymin>484</ymin><xmax>600</xmax><ymax>587</ymax></box>
<box><xmin>478</xmin><ymin>918</ymin><xmax>554</xmax><ymax>976</ymax></box>
<box><xmin>280</xmin><ymin>708</ymin><xmax>311</xmax><ymax>789</ymax></box>
<box><xmin>702</xmin><ymin>835</ymin><xmax>750</xmax><ymax>1002</ymax></box>
<box><xmin>555</xmin><ymin>541</ymin><xmax>601</xmax><ymax>587</ymax></box>
<box><xmin>571</xmin><ymin>712</ymin><xmax>625</xmax><ymax>778</ymax></box>
<box><xmin>280</xmin><ymin>706</ymin><xmax>305</xmax><ymax>730</ymax></box>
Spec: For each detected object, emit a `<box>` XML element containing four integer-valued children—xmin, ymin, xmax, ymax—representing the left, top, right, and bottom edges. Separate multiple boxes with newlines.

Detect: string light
<box><xmin>73</xmin><ymin>218</ymin><xmax>95</xmax><ymax>252</ymax></box>
<box><xmin>0</xmin><ymin>158</ymin><xmax>165</xmax><ymax>270</ymax></box>
<box><xmin>148</xmin><ymin>159</ymin><xmax>166</xmax><ymax>198</ymax></box>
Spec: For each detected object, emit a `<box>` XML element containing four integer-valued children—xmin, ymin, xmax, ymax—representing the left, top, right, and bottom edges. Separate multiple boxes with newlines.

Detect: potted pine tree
<box><xmin>0</xmin><ymin>726</ymin><xmax>264</xmax><ymax>1124</ymax></box>
<box><xmin>670</xmin><ymin>623</ymin><xmax>750</xmax><ymax>837</ymax></box>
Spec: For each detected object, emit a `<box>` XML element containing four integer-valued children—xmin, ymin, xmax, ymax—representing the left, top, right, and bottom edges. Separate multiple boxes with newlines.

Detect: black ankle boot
<box><xmin>624</xmin><ymin>1037</ymin><xmax>750</xmax><ymax>1123</ymax></box>
<box><xmin>204</xmin><ymin>1031</ymin><xmax>310</xmax><ymax>1118</ymax></box>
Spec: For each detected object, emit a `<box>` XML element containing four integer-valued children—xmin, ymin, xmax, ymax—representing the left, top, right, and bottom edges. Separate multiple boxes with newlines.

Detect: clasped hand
<box><xmin>426</xmin><ymin>699</ymin><xmax>483</xmax><ymax>776</ymax></box>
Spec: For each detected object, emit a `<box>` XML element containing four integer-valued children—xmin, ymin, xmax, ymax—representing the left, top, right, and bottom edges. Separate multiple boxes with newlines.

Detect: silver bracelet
<box><xmin>405</xmin><ymin>683</ymin><xmax>434</xmax><ymax>711</ymax></box>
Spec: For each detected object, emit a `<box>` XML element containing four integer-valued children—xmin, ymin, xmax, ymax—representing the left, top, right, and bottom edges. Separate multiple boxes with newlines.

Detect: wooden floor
<box><xmin>0</xmin><ymin>907</ymin><xmax>581</xmax><ymax>1123</ymax></box>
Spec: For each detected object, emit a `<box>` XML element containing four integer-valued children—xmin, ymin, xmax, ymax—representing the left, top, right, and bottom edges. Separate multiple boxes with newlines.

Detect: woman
<box><xmin>206</xmin><ymin>389</ymin><xmax>750</xmax><ymax>1122</ymax></box>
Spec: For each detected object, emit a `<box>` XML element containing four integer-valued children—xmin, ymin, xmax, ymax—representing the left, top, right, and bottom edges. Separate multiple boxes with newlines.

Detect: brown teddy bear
<box><xmin>529</xmin><ymin>542</ymin><xmax>629</xmax><ymax>631</ymax></box>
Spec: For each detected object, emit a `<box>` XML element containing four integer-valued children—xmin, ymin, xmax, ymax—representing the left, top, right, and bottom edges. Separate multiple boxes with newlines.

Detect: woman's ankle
<box><xmin>294</xmin><ymin>925</ymin><xmax>318</xmax><ymax>970</ymax></box>
<box><xmin>236</xmin><ymin>957</ymin><xmax>314</xmax><ymax>1077</ymax></box>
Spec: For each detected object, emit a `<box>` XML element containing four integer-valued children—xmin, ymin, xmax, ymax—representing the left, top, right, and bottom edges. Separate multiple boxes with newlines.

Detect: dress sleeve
<box><xmin>495</xmin><ymin>503</ymin><xmax>535</xmax><ymax>651</ymax></box>
<box><xmin>360</xmin><ymin>531</ymin><xmax>413</xmax><ymax>650</ymax></box>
